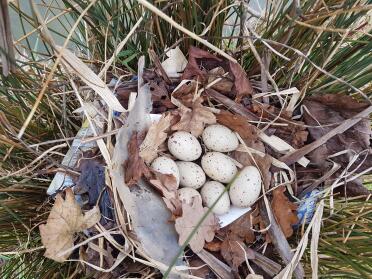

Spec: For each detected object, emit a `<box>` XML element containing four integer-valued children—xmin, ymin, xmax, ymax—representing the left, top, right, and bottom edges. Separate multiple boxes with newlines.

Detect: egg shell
<box><xmin>201</xmin><ymin>181</ymin><xmax>230</xmax><ymax>215</ymax></box>
<box><xmin>177</xmin><ymin>161</ymin><xmax>206</xmax><ymax>189</ymax></box>
<box><xmin>229</xmin><ymin>166</ymin><xmax>261</xmax><ymax>208</ymax></box>
<box><xmin>202</xmin><ymin>124</ymin><xmax>239</xmax><ymax>152</ymax></box>
<box><xmin>201</xmin><ymin>152</ymin><xmax>238</xmax><ymax>183</ymax></box>
<box><xmin>168</xmin><ymin>131</ymin><xmax>202</xmax><ymax>161</ymax></box>
<box><xmin>151</xmin><ymin>156</ymin><xmax>180</xmax><ymax>186</ymax></box>
<box><xmin>178</xmin><ymin>187</ymin><xmax>202</xmax><ymax>205</ymax></box>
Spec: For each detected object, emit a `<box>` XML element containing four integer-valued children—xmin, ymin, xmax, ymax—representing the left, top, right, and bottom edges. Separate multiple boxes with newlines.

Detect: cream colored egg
<box><xmin>177</xmin><ymin>161</ymin><xmax>206</xmax><ymax>189</ymax></box>
<box><xmin>229</xmin><ymin>166</ymin><xmax>261</xmax><ymax>208</ymax></box>
<box><xmin>168</xmin><ymin>131</ymin><xmax>202</xmax><ymax>161</ymax></box>
<box><xmin>151</xmin><ymin>156</ymin><xmax>180</xmax><ymax>186</ymax></box>
<box><xmin>201</xmin><ymin>181</ymin><xmax>230</xmax><ymax>215</ymax></box>
<box><xmin>178</xmin><ymin>187</ymin><xmax>202</xmax><ymax>205</ymax></box>
<box><xmin>202</xmin><ymin>124</ymin><xmax>239</xmax><ymax>152</ymax></box>
<box><xmin>201</xmin><ymin>152</ymin><xmax>238</xmax><ymax>183</ymax></box>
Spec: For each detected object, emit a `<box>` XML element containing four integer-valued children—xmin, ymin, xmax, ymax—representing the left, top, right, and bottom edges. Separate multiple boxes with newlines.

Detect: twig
<box><xmin>280</xmin><ymin>105</ymin><xmax>372</xmax><ymax>165</ymax></box>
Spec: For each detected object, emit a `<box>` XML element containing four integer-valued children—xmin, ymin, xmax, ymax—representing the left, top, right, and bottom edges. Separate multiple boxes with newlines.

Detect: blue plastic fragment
<box><xmin>296</xmin><ymin>189</ymin><xmax>320</xmax><ymax>226</ymax></box>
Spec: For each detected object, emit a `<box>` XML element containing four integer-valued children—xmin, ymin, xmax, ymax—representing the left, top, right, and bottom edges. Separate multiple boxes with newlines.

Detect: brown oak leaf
<box><xmin>124</xmin><ymin>132</ymin><xmax>151</xmax><ymax>186</ymax></box>
<box><xmin>175</xmin><ymin>197</ymin><xmax>219</xmax><ymax>252</ymax></box>
<box><xmin>139</xmin><ymin>113</ymin><xmax>172</xmax><ymax>164</ymax></box>
<box><xmin>39</xmin><ymin>188</ymin><xmax>100</xmax><ymax>262</ymax></box>
<box><xmin>172</xmin><ymin>97</ymin><xmax>216</xmax><ymax>137</ymax></box>
<box><xmin>271</xmin><ymin>186</ymin><xmax>298</xmax><ymax>238</ymax></box>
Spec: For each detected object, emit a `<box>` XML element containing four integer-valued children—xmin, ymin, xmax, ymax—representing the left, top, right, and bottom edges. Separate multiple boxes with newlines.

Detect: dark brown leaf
<box><xmin>303</xmin><ymin>94</ymin><xmax>371</xmax><ymax>170</ymax></box>
<box><xmin>208</xmin><ymin>67</ymin><xmax>234</xmax><ymax>94</ymax></box>
<box><xmin>182</xmin><ymin>46</ymin><xmax>222</xmax><ymax>82</ymax></box>
<box><xmin>124</xmin><ymin>132</ymin><xmax>151</xmax><ymax>186</ymax></box>
<box><xmin>225</xmin><ymin>213</ymin><xmax>256</xmax><ymax>244</ymax></box>
<box><xmin>188</xmin><ymin>256</ymin><xmax>214</xmax><ymax>278</ymax></box>
<box><xmin>271</xmin><ymin>186</ymin><xmax>298</xmax><ymax>238</ymax></box>
<box><xmin>229</xmin><ymin>61</ymin><xmax>254</xmax><ymax>102</ymax></box>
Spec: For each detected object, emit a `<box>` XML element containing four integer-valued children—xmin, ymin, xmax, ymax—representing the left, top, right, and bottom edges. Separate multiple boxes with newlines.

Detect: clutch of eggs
<box><xmin>151</xmin><ymin>123</ymin><xmax>262</xmax><ymax>215</ymax></box>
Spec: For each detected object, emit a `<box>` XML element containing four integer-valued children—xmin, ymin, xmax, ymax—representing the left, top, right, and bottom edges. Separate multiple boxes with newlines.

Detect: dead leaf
<box><xmin>140</xmin><ymin>114</ymin><xmax>172</xmax><ymax>164</ymax></box>
<box><xmin>208</xmin><ymin>67</ymin><xmax>234</xmax><ymax>94</ymax></box>
<box><xmin>220</xmin><ymin>235</ymin><xmax>255</xmax><ymax>270</ymax></box>
<box><xmin>204</xmin><ymin>240</ymin><xmax>222</xmax><ymax>252</ymax></box>
<box><xmin>148</xmin><ymin>170</ymin><xmax>182</xmax><ymax>217</ymax></box>
<box><xmin>303</xmin><ymin>94</ymin><xmax>371</xmax><ymax>169</ymax></box>
<box><xmin>40</xmin><ymin>188</ymin><xmax>100</xmax><ymax>262</ymax></box>
<box><xmin>172</xmin><ymin>97</ymin><xmax>216</xmax><ymax>137</ymax></box>
<box><xmin>161</xmin><ymin>46</ymin><xmax>188</xmax><ymax>78</ymax></box>
<box><xmin>226</xmin><ymin>213</ymin><xmax>256</xmax><ymax>244</ymax></box>
<box><xmin>217</xmin><ymin>110</ymin><xmax>265</xmax><ymax>152</ymax></box>
<box><xmin>271</xmin><ymin>186</ymin><xmax>298</xmax><ymax>238</ymax></box>
<box><xmin>229</xmin><ymin>61</ymin><xmax>254</xmax><ymax>102</ymax></box>
<box><xmin>124</xmin><ymin>132</ymin><xmax>151</xmax><ymax>186</ymax></box>
<box><xmin>175</xmin><ymin>197</ymin><xmax>219</xmax><ymax>252</ymax></box>
<box><xmin>182</xmin><ymin>46</ymin><xmax>222</xmax><ymax>82</ymax></box>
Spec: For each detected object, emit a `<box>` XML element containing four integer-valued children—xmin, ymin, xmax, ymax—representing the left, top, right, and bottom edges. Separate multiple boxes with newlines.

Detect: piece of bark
<box><xmin>196</xmin><ymin>249</ymin><xmax>234</xmax><ymax>279</ymax></box>
<box><xmin>280</xmin><ymin>105</ymin><xmax>372</xmax><ymax>166</ymax></box>
<box><xmin>258</xmin><ymin>200</ymin><xmax>305</xmax><ymax>279</ymax></box>
<box><xmin>250</xmin><ymin>250</ymin><xmax>282</xmax><ymax>278</ymax></box>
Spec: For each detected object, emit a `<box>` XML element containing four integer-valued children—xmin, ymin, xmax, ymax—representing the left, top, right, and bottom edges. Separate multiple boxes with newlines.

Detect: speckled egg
<box><xmin>202</xmin><ymin>124</ymin><xmax>239</xmax><ymax>152</ymax></box>
<box><xmin>201</xmin><ymin>181</ymin><xmax>230</xmax><ymax>215</ymax></box>
<box><xmin>178</xmin><ymin>187</ymin><xmax>202</xmax><ymax>205</ymax></box>
<box><xmin>168</xmin><ymin>131</ymin><xmax>202</xmax><ymax>161</ymax></box>
<box><xmin>229</xmin><ymin>166</ymin><xmax>261</xmax><ymax>208</ymax></box>
<box><xmin>151</xmin><ymin>156</ymin><xmax>180</xmax><ymax>186</ymax></box>
<box><xmin>201</xmin><ymin>152</ymin><xmax>238</xmax><ymax>183</ymax></box>
<box><xmin>176</xmin><ymin>161</ymin><xmax>206</xmax><ymax>189</ymax></box>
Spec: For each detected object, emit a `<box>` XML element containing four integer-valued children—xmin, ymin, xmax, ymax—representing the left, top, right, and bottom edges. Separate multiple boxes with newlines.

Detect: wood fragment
<box><xmin>250</xmin><ymin>250</ymin><xmax>282</xmax><ymax>277</ymax></box>
<box><xmin>280</xmin><ymin>106</ymin><xmax>372</xmax><ymax>166</ymax></box>
<box><xmin>258</xmin><ymin>200</ymin><xmax>305</xmax><ymax>279</ymax></box>
<box><xmin>196</xmin><ymin>249</ymin><xmax>234</xmax><ymax>279</ymax></box>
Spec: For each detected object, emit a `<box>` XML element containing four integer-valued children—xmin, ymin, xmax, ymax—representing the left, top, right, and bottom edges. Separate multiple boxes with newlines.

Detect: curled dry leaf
<box><xmin>172</xmin><ymin>97</ymin><xmax>216</xmax><ymax>137</ymax></box>
<box><xmin>208</xmin><ymin>67</ymin><xmax>234</xmax><ymax>94</ymax></box>
<box><xmin>148</xmin><ymin>170</ymin><xmax>182</xmax><ymax>217</ymax></box>
<box><xmin>140</xmin><ymin>113</ymin><xmax>172</xmax><ymax>164</ymax></box>
<box><xmin>229</xmin><ymin>61</ymin><xmax>254</xmax><ymax>103</ymax></box>
<box><xmin>271</xmin><ymin>186</ymin><xmax>298</xmax><ymax>238</ymax></box>
<box><xmin>124</xmin><ymin>132</ymin><xmax>151</xmax><ymax>186</ymax></box>
<box><xmin>175</xmin><ymin>197</ymin><xmax>219</xmax><ymax>253</ymax></box>
<box><xmin>39</xmin><ymin>188</ymin><xmax>100</xmax><ymax>262</ymax></box>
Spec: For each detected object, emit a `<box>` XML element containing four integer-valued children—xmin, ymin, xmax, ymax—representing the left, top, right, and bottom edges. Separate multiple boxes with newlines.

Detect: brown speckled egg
<box><xmin>229</xmin><ymin>166</ymin><xmax>261</xmax><ymax>208</ymax></box>
<box><xmin>168</xmin><ymin>131</ymin><xmax>202</xmax><ymax>161</ymax></box>
<box><xmin>201</xmin><ymin>181</ymin><xmax>230</xmax><ymax>215</ymax></box>
<box><xmin>201</xmin><ymin>152</ymin><xmax>237</xmax><ymax>183</ymax></box>
<box><xmin>176</xmin><ymin>161</ymin><xmax>206</xmax><ymax>189</ymax></box>
<box><xmin>202</xmin><ymin>124</ymin><xmax>239</xmax><ymax>152</ymax></box>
